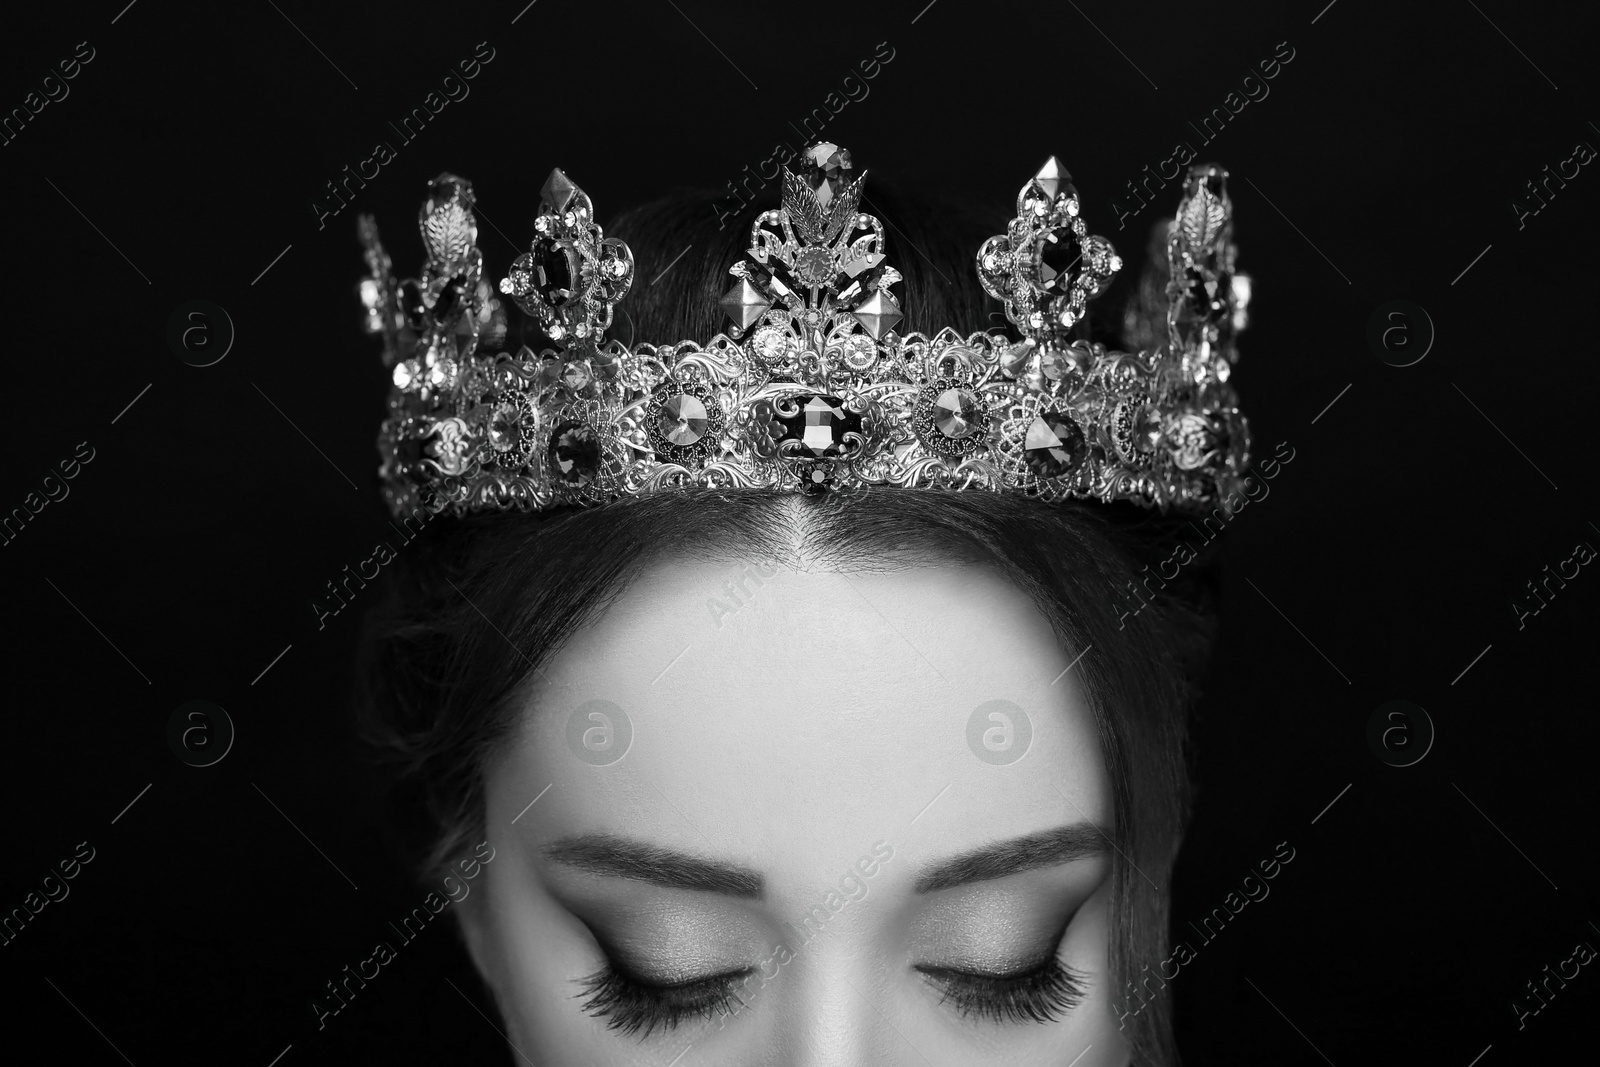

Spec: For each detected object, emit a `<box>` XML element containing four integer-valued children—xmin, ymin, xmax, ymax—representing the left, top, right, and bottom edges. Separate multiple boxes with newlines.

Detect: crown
<box><xmin>357</xmin><ymin>142</ymin><xmax>1252</xmax><ymax>519</ymax></box>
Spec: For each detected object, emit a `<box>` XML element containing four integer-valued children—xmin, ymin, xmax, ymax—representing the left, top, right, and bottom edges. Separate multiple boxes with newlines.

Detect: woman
<box><xmin>355</xmin><ymin>142</ymin><xmax>1249</xmax><ymax>1065</ymax></box>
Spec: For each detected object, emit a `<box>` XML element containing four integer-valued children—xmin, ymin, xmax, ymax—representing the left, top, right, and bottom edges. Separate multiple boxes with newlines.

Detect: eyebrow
<box><xmin>540</xmin><ymin>824</ymin><xmax>1107</xmax><ymax>899</ymax></box>
<box><xmin>542</xmin><ymin>833</ymin><xmax>764</xmax><ymax>898</ymax></box>
<box><xmin>913</xmin><ymin>823</ymin><xmax>1108</xmax><ymax>894</ymax></box>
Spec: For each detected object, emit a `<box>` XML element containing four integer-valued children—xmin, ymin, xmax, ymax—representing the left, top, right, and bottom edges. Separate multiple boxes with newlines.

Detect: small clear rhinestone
<box><xmin>751</xmin><ymin>324</ymin><xmax>796</xmax><ymax>364</ymax></box>
<box><xmin>841</xmin><ymin>333</ymin><xmax>877</xmax><ymax>371</ymax></box>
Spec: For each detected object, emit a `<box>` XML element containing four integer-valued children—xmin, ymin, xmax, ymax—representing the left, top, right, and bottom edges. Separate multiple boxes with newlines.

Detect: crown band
<box><xmin>358</xmin><ymin>142</ymin><xmax>1252</xmax><ymax>519</ymax></box>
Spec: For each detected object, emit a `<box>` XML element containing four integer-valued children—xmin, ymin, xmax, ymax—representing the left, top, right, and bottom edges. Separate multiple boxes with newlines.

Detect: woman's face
<box><xmin>458</xmin><ymin>553</ymin><xmax>1129</xmax><ymax>1066</ymax></box>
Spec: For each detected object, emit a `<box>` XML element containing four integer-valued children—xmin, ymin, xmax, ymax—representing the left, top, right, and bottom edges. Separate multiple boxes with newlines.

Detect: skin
<box><xmin>457</xmin><ymin>551</ymin><xmax>1133</xmax><ymax>1066</ymax></box>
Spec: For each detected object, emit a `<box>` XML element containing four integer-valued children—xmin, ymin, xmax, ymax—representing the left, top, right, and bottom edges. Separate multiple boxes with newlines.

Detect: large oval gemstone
<box><xmin>1110</xmin><ymin>400</ymin><xmax>1161</xmax><ymax>463</ymax></box>
<box><xmin>776</xmin><ymin>394</ymin><xmax>861</xmax><ymax>459</ymax></box>
<box><xmin>798</xmin><ymin>142</ymin><xmax>854</xmax><ymax>210</ymax></box>
<box><xmin>659</xmin><ymin>393</ymin><xmax>709</xmax><ymax>446</ymax></box>
<box><xmin>1023</xmin><ymin>413</ymin><xmax>1087</xmax><ymax>478</ymax></box>
<box><xmin>531</xmin><ymin>238</ymin><xmax>576</xmax><ymax>306</ymax></box>
<box><xmin>549</xmin><ymin>422</ymin><xmax>601</xmax><ymax>484</ymax></box>
<box><xmin>1037</xmin><ymin>227</ymin><xmax>1082</xmax><ymax>291</ymax></box>
<box><xmin>488</xmin><ymin>400</ymin><xmax>527</xmax><ymax>452</ymax></box>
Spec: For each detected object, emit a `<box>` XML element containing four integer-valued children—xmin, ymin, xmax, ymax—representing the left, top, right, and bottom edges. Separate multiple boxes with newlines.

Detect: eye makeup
<box><xmin>562</xmin><ymin>896</ymin><xmax>767</xmax><ymax>1037</ymax></box>
<box><xmin>576</xmin><ymin>952</ymin><xmax>1090</xmax><ymax>1037</ymax></box>
<box><xmin>907</xmin><ymin>864</ymin><xmax>1103</xmax><ymax>1027</ymax></box>
<box><xmin>559</xmin><ymin>843</ymin><xmax>1108</xmax><ymax>1039</ymax></box>
<box><xmin>576</xmin><ymin>958</ymin><xmax>756</xmax><ymax>1037</ymax></box>
<box><xmin>574</xmin><ymin>902</ymin><xmax>1094</xmax><ymax>1039</ymax></box>
<box><xmin>914</xmin><ymin>916</ymin><xmax>1088</xmax><ymax>1025</ymax></box>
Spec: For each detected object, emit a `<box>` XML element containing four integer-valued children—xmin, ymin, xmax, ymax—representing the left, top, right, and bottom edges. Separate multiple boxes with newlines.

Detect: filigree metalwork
<box><xmin>365</xmin><ymin>147</ymin><xmax>1253</xmax><ymax>519</ymax></box>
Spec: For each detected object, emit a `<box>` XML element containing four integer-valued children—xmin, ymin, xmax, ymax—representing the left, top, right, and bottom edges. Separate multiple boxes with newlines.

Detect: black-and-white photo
<box><xmin>2</xmin><ymin>3</ymin><xmax>1593</xmax><ymax>1064</ymax></box>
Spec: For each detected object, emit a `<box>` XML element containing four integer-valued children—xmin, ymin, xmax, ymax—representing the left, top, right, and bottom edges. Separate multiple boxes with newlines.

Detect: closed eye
<box><xmin>915</xmin><ymin>956</ymin><xmax>1089</xmax><ymax>1025</ymax></box>
<box><xmin>576</xmin><ymin>959</ymin><xmax>756</xmax><ymax>1039</ymax></box>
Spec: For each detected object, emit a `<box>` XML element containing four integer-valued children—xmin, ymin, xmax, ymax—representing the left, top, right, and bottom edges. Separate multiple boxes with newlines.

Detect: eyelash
<box><xmin>577</xmin><ymin>954</ymin><xmax>1088</xmax><ymax>1038</ymax></box>
<box><xmin>916</xmin><ymin>956</ymin><xmax>1090</xmax><ymax>1025</ymax></box>
<box><xmin>575</xmin><ymin>962</ymin><xmax>752</xmax><ymax>1038</ymax></box>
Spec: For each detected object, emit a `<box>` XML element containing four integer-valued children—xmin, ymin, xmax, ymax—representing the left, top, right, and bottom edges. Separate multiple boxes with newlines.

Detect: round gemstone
<box><xmin>793</xmin><ymin>246</ymin><xmax>834</xmax><ymax>288</ymax></box>
<box><xmin>562</xmin><ymin>361</ymin><xmax>591</xmax><ymax>390</ymax></box>
<box><xmin>841</xmin><ymin>333</ymin><xmax>877</xmax><ymax>371</ymax></box>
<box><xmin>1023</xmin><ymin>413</ymin><xmax>1087</xmax><ymax>478</ymax></box>
<box><xmin>751</xmin><ymin>324</ymin><xmax>797</xmax><ymax>365</ymax></box>
<box><xmin>392</xmin><ymin>360</ymin><xmax>417</xmax><ymax>389</ymax></box>
<box><xmin>531</xmin><ymin>238</ymin><xmax>576</xmax><ymax>306</ymax></box>
<box><xmin>933</xmin><ymin>388</ymin><xmax>982</xmax><ymax>439</ymax></box>
<box><xmin>1037</xmin><ymin>228</ymin><xmax>1082</xmax><ymax>291</ymax></box>
<box><xmin>777</xmin><ymin>394</ymin><xmax>861</xmax><ymax>459</ymax></box>
<box><xmin>659</xmin><ymin>393</ymin><xmax>709</xmax><ymax>446</ymax></box>
<box><xmin>549</xmin><ymin>422</ymin><xmax>602</xmax><ymax>485</ymax></box>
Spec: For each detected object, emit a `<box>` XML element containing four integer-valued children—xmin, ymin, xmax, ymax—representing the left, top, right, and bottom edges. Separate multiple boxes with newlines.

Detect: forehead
<box><xmin>492</xmin><ymin>557</ymin><xmax>1111</xmax><ymax>886</ymax></box>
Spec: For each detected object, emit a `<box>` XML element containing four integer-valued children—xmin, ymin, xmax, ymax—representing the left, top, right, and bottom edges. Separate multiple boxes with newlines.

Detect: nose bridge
<box><xmin>767</xmin><ymin>929</ymin><xmax>907</xmax><ymax>1067</ymax></box>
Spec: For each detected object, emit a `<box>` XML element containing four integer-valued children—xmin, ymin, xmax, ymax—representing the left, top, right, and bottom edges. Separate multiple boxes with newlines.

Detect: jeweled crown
<box><xmin>357</xmin><ymin>142</ymin><xmax>1251</xmax><ymax>519</ymax></box>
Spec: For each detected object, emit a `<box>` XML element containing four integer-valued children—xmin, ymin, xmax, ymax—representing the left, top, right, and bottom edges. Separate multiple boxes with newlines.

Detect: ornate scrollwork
<box><xmin>367</xmin><ymin>146</ymin><xmax>1254</xmax><ymax>518</ymax></box>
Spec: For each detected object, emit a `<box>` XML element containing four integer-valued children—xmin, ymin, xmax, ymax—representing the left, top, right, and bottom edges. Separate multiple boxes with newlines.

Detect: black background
<box><xmin>2</xmin><ymin>1</ymin><xmax>1595</xmax><ymax>1064</ymax></box>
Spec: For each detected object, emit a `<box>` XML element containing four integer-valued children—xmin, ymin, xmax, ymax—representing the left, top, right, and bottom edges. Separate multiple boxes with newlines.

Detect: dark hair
<box><xmin>357</xmin><ymin>181</ymin><xmax>1218</xmax><ymax>1067</ymax></box>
